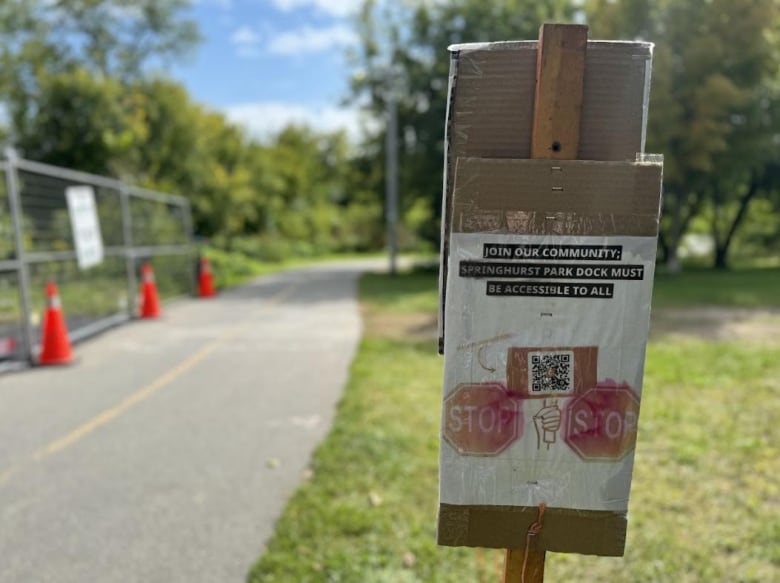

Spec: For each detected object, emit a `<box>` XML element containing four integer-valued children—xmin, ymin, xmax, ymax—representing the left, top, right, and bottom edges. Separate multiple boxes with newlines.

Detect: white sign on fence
<box><xmin>66</xmin><ymin>185</ymin><xmax>104</xmax><ymax>270</ymax></box>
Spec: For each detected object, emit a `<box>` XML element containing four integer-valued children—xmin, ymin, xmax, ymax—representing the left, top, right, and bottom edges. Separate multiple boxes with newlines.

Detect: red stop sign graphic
<box><xmin>564</xmin><ymin>382</ymin><xmax>640</xmax><ymax>461</ymax></box>
<box><xmin>444</xmin><ymin>382</ymin><xmax>522</xmax><ymax>456</ymax></box>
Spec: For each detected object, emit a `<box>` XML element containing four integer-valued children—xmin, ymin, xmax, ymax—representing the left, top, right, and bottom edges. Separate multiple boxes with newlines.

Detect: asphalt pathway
<box><xmin>0</xmin><ymin>261</ymin><xmax>374</xmax><ymax>582</ymax></box>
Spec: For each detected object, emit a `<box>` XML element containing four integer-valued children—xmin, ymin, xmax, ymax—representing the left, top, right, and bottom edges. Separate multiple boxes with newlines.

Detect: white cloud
<box><xmin>229</xmin><ymin>25</ymin><xmax>262</xmax><ymax>58</ymax></box>
<box><xmin>231</xmin><ymin>25</ymin><xmax>261</xmax><ymax>46</ymax></box>
<box><xmin>268</xmin><ymin>24</ymin><xmax>358</xmax><ymax>56</ymax></box>
<box><xmin>224</xmin><ymin>102</ymin><xmax>374</xmax><ymax>142</ymax></box>
<box><xmin>197</xmin><ymin>0</ymin><xmax>233</xmax><ymax>9</ymax></box>
<box><xmin>270</xmin><ymin>0</ymin><xmax>362</xmax><ymax>18</ymax></box>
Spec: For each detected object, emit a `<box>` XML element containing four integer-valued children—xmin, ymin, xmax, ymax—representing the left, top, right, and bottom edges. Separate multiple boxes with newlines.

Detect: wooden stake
<box><xmin>503</xmin><ymin>546</ymin><xmax>544</xmax><ymax>583</ymax></box>
<box><xmin>503</xmin><ymin>22</ymin><xmax>588</xmax><ymax>583</ymax></box>
<box><xmin>530</xmin><ymin>23</ymin><xmax>588</xmax><ymax>159</ymax></box>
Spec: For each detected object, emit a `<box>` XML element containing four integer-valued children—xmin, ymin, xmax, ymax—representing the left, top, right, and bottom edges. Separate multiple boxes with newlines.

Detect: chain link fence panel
<box><xmin>2</xmin><ymin>154</ymin><xmax>195</xmax><ymax>366</ymax></box>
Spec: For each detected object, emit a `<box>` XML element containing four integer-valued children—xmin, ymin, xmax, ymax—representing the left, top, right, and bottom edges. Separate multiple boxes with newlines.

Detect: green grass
<box><xmin>358</xmin><ymin>267</ymin><xmax>442</xmax><ymax>314</ymax></box>
<box><xmin>206</xmin><ymin>248</ymin><xmax>434</xmax><ymax>290</ymax></box>
<box><xmin>355</xmin><ymin>262</ymin><xmax>780</xmax><ymax>312</ymax></box>
<box><xmin>205</xmin><ymin>247</ymin><xmax>284</xmax><ymax>289</ymax></box>
<box><xmin>251</xmin><ymin>336</ymin><xmax>481</xmax><ymax>583</ymax></box>
<box><xmin>547</xmin><ymin>339</ymin><xmax>779</xmax><ymax>581</ymax></box>
<box><xmin>250</xmin><ymin>267</ymin><xmax>779</xmax><ymax>582</ymax></box>
<box><xmin>653</xmin><ymin>266</ymin><xmax>780</xmax><ymax>308</ymax></box>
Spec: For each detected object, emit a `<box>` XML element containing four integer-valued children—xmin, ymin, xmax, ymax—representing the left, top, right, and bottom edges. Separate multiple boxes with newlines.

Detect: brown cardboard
<box><xmin>451</xmin><ymin>158</ymin><xmax>663</xmax><ymax>237</ymax></box>
<box><xmin>437</xmin><ymin>158</ymin><xmax>661</xmax><ymax>554</ymax></box>
<box><xmin>438</xmin><ymin>504</ymin><xmax>627</xmax><ymax>556</ymax></box>
<box><xmin>507</xmin><ymin>346</ymin><xmax>598</xmax><ymax>398</ymax></box>
<box><xmin>447</xmin><ymin>41</ymin><xmax>652</xmax><ymax>161</ymax></box>
<box><xmin>437</xmin><ymin>39</ymin><xmax>661</xmax><ymax>558</ymax></box>
<box><xmin>438</xmin><ymin>41</ymin><xmax>654</xmax><ymax>352</ymax></box>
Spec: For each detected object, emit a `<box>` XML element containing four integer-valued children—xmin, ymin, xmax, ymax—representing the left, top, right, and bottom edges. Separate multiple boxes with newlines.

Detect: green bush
<box><xmin>203</xmin><ymin>247</ymin><xmax>268</xmax><ymax>289</ymax></box>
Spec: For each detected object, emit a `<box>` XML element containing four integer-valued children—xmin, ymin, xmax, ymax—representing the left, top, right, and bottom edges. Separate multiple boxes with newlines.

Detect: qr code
<box><xmin>528</xmin><ymin>350</ymin><xmax>574</xmax><ymax>394</ymax></box>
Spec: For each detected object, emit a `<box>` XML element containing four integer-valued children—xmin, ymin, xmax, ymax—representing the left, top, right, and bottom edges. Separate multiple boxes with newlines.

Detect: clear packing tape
<box><xmin>437</xmin><ymin>41</ymin><xmax>663</xmax><ymax>557</ymax></box>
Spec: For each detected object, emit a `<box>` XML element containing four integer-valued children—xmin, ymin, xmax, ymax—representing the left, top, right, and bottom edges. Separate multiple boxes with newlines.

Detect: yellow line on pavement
<box><xmin>33</xmin><ymin>339</ymin><xmax>220</xmax><ymax>461</ymax></box>
<box><xmin>1</xmin><ymin>281</ymin><xmax>299</xmax><ymax>482</ymax></box>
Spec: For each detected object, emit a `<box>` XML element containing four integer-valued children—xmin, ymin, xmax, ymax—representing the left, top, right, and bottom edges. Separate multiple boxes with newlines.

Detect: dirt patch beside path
<box><xmin>650</xmin><ymin>307</ymin><xmax>780</xmax><ymax>344</ymax></box>
<box><xmin>364</xmin><ymin>310</ymin><xmax>438</xmax><ymax>342</ymax></box>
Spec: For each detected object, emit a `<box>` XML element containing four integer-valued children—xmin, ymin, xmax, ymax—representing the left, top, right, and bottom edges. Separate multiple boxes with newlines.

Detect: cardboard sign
<box><xmin>439</xmin><ymin>159</ymin><xmax>662</xmax><ymax>556</ymax></box>
<box><xmin>437</xmin><ymin>40</ymin><xmax>662</xmax><ymax>558</ymax></box>
<box><xmin>438</xmin><ymin>41</ymin><xmax>655</xmax><ymax>352</ymax></box>
<box><xmin>66</xmin><ymin>185</ymin><xmax>104</xmax><ymax>270</ymax></box>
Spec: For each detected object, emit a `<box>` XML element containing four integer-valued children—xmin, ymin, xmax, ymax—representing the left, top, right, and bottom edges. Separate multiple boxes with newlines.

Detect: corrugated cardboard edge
<box><xmin>438</xmin><ymin>504</ymin><xmax>626</xmax><ymax>556</ymax></box>
<box><xmin>448</xmin><ymin>40</ymin><xmax>653</xmax><ymax>53</ymax></box>
<box><xmin>438</xmin><ymin>52</ymin><xmax>461</xmax><ymax>354</ymax></box>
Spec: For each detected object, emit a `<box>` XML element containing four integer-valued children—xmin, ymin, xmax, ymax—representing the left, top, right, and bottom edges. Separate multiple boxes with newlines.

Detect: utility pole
<box><xmin>385</xmin><ymin>92</ymin><xmax>399</xmax><ymax>276</ymax></box>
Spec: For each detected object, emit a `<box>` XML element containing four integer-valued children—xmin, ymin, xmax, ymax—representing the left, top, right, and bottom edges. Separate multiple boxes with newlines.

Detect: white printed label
<box><xmin>440</xmin><ymin>233</ymin><xmax>658</xmax><ymax>512</ymax></box>
<box><xmin>66</xmin><ymin>185</ymin><xmax>104</xmax><ymax>270</ymax></box>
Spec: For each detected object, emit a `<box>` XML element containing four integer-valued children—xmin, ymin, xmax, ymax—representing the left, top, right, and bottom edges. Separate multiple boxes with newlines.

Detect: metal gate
<box><xmin>0</xmin><ymin>151</ymin><xmax>195</xmax><ymax>365</ymax></box>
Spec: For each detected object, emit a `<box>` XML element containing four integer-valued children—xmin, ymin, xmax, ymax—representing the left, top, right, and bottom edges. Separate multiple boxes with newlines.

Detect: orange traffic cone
<box><xmin>140</xmin><ymin>263</ymin><xmax>162</xmax><ymax>318</ymax></box>
<box><xmin>198</xmin><ymin>257</ymin><xmax>216</xmax><ymax>298</ymax></box>
<box><xmin>0</xmin><ymin>335</ymin><xmax>16</xmax><ymax>357</ymax></box>
<box><xmin>39</xmin><ymin>282</ymin><xmax>73</xmax><ymax>365</ymax></box>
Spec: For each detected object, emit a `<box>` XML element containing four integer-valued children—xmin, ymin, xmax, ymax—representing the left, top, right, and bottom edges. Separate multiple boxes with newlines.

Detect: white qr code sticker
<box><xmin>528</xmin><ymin>350</ymin><xmax>574</xmax><ymax>395</ymax></box>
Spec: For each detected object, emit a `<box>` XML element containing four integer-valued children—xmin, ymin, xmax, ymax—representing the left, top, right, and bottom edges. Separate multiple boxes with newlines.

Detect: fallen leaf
<box><xmin>402</xmin><ymin>551</ymin><xmax>416</xmax><ymax>569</ymax></box>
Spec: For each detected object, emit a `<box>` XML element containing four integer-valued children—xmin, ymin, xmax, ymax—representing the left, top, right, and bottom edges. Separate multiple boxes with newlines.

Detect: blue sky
<box><xmin>174</xmin><ymin>0</ymin><xmax>367</xmax><ymax>140</ymax></box>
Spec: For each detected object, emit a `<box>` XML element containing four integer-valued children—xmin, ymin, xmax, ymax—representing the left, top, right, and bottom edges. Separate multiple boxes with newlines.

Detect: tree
<box><xmin>587</xmin><ymin>0</ymin><xmax>780</xmax><ymax>269</ymax></box>
<box><xmin>13</xmin><ymin>69</ymin><xmax>140</xmax><ymax>174</ymax></box>
<box><xmin>0</xmin><ymin>0</ymin><xmax>199</xmax><ymax>146</ymax></box>
<box><xmin>253</xmin><ymin>126</ymin><xmax>380</xmax><ymax>253</ymax></box>
<box><xmin>50</xmin><ymin>0</ymin><xmax>200</xmax><ymax>80</ymax></box>
<box><xmin>0</xmin><ymin>1</ymin><xmax>384</xmax><ymax>254</ymax></box>
<box><xmin>350</xmin><ymin>0</ymin><xmax>578</xmax><ymax>245</ymax></box>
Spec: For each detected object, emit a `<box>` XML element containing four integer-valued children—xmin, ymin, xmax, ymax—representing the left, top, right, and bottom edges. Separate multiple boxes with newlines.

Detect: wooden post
<box><xmin>503</xmin><ymin>547</ymin><xmax>544</xmax><ymax>583</ymax></box>
<box><xmin>531</xmin><ymin>23</ymin><xmax>588</xmax><ymax>159</ymax></box>
<box><xmin>502</xmin><ymin>22</ymin><xmax>588</xmax><ymax>583</ymax></box>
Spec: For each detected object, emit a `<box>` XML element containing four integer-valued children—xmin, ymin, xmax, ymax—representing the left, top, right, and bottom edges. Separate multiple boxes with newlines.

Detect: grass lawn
<box><xmin>249</xmin><ymin>266</ymin><xmax>779</xmax><ymax>582</ymax></box>
<box><xmin>206</xmin><ymin>248</ymin><xmax>435</xmax><ymax>290</ymax></box>
<box><xmin>653</xmin><ymin>266</ymin><xmax>780</xmax><ymax>308</ymax></box>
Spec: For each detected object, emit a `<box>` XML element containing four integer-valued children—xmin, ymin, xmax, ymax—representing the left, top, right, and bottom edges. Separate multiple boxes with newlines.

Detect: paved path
<box><xmin>0</xmin><ymin>261</ymin><xmax>374</xmax><ymax>582</ymax></box>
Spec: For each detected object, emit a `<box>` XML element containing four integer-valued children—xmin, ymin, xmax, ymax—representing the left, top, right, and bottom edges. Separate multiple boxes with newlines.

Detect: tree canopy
<box><xmin>350</xmin><ymin>0</ymin><xmax>577</xmax><ymax>242</ymax></box>
<box><xmin>351</xmin><ymin>0</ymin><xmax>780</xmax><ymax>267</ymax></box>
<box><xmin>0</xmin><ymin>0</ymin><xmax>383</xmax><ymax>256</ymax></box>
<box><xmin>587</xmin><ymin>0</ymin><xmax>780</xmax><ymax>268</ymax></box>
<box><xmin>1</xmin><ymin>0</ymin><xmax>778</xmax><ymax>266</ymax></box>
